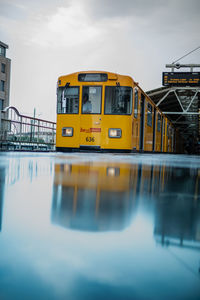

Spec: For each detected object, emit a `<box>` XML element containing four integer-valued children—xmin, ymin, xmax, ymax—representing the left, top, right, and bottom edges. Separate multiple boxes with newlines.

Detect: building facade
<box><xmin>0</xmin><ymin>41</ymin><xmax>11</xmax><ymax>116</ymax></box>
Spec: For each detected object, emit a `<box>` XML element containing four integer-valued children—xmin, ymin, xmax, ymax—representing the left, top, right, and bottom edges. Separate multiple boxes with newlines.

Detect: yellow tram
<box><xmin>56</xmin><ymin>71</ymin><xmax>176</xmax><ymax>152</ymax></box>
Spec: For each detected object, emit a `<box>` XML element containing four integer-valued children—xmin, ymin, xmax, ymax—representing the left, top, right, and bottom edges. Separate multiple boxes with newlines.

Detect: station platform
<box><xmin>147</xmin><ymin>86</ymin><xmax>200</xmax><ymax>154</ymax></box>
<box><xmin>0</xmin><ymin>152</ymin><xmax>200</xmax><ymax>299</ymax></box>
<box><xmin>147</xmin><ymin>64</ymin><xmax>200</xmax><ymax>154</ymax></box>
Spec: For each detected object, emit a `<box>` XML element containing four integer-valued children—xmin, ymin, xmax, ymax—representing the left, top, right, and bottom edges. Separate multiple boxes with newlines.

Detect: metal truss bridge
<box><xmin>147</xmin><ymin>63</ymin><xmax>200</xmax><ymax>152</ymax></box>
<box><xmin>0</xmin><ymin>106</ymin><xmax>56</xmax><ymax>151</ymax></box>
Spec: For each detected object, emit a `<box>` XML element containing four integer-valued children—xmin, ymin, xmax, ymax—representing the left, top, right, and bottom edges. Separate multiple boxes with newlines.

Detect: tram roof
<box><xmin>58</xmin><ymin>70</ymin><xmax>133</xmax><ymax>81</ymax></box>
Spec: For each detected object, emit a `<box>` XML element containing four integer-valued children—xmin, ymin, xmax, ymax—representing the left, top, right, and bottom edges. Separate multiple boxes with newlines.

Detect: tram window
<box><xmin>147</xmin><ymin>103</ymin><xmax>152</xmax><ymax>127</ymax></box>
<box><xmin>105</xmin><ymin>86</ymin><xmax>132</xmax><ymax>115</ymax></box>
<box><xmin>163</xmin><ymin>119</ymin><xmax>165</xmax><ymax>135</ymax></box>
<box><xmin>57</xmin><ymin>86</ymin><xmax>79</xmax><ymax>114</ymax></box>
<box><xmin>157</xmin><ymin>112</ymin><xmax>161</xmax><ymax>132</ymax></box>
<box><xmin>134</xmin><ymin>89</ymin><xmax>138</xmax><ymax>118</ymax></box>
<box><xmin>82</xmin><ymin>86</ymin><xmax>102</xmax><ymax>114</ymax></box>
<box><xmin>167</xmin><ymin>124</ymin><xmax>170</xmax><ymax>137</ymax></box>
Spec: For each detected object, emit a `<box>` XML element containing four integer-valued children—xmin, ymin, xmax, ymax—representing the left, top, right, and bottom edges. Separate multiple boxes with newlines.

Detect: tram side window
<box><xmin>82</xmin><ymin>86</ymin><xmax>102</xmax><ymax>114</ymax></box>
<box><xmin>147</xmin><ymin>103</ymin><xmax>152</xmax><ymax>126</ymax></box>
<box><xmin>105</xmin><ymin>86</ymin><xmax>132</xmax><ymax>115</ymax></box>
<box><xmin>167</xmin><ymin>124</ymin><xmax>171</xmax><ymax>137</ymax></box>
<box><xmin>134</xmin><ymin>89</ymin><xmax>138</xmax><ymax>118</ymax></box>
<box><xmin>163</xmin><ymin>119</ymin><xmax>165</xmax><ymax>135</ymax></box>
<box><xmin>57</xmin><ymin>86</ymin><xmax>79</xmax><ymax>114</ymax></box>
<box><xmin>157</xmin><ymin>113</ymin><xmax>161</xmax><ymax>132</ymax></box>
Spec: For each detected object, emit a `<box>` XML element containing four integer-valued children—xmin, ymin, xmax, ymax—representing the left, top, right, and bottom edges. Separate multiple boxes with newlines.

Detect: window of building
<box><xmin>105</xmin><ymin>86</ymin><xmax>132</xmax><ymax>115</ymax></box>
<box><xmin>134</xmin><ymin>88</ymin><xmax>138</xmax><ymax>118</ymax></box>
<box><xmin>0</xmin><ymin>46</ymin><xmax>6</xmax><ymax>57</ymax></box>
<box><xmin>157</xmin><ymin>112</ymin><xmax>161</xmax><ymax>132</ymax></box>
<box><xmin>0</xmin><ymin>80</ymin><xmax>5</xmax><ymax>92</ymax></box>
<box><xmin>147</xmin><ymin>102</ymin><xmax>152</xmax><ymax>126</ymax></box>
<box><xmin>1</xmin><ymin>63</ymin><xmax>6</xmax><ymax>73</ymax></box>
<box><xmin>82</xmin><ymin>86</ymin><xmax>102</xmax><ymax>114</ymax></box>
<box><xmin>57</xmin><ymin>86</ymin><xmax>79</xmax><ymax>114</ymax></box>
<box><xmin>0</xmin><ymin>99</ymin><xmax>3</xmax><ymax>110</ymax></box>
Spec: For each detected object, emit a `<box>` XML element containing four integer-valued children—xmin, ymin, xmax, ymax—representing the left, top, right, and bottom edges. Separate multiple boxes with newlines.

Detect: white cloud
<box><xmin>28</xmin><ymin>4</ymin><xmax>100</xmax><ymax>48</ymax></box>
<box><xmin>0</xmin><ymin>0</ymin><xmax>199</xmax><ymax>120</ymax></box>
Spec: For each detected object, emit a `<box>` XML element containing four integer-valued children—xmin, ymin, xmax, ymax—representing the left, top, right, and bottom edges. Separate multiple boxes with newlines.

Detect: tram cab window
<box><xmin>105</xmin><ymin>86</ymin><xmax>132</xmax><ymax>115</ymax></box>
<box><xmin>57</xmin><ymin>86</ymin><xmax>79</xmax><ymax>114</ymax></box>
<box><xmin>147</xmin><ymin>103</ymin><xmax>152</xmax><ymax>126</ymax></box>
<box><xmin>82</xmin><ymin>86</ymin><xmax>102</xmax><ymax>114</ymax></box>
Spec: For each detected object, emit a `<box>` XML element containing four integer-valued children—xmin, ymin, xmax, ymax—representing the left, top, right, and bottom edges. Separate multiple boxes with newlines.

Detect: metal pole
<box><xmin>37</xmin><ymin>120</ymin><xmax>40</xmax><ymax>150</ymax></box>
<box><xmin>33</xmin><ymin>108</ymin><xmax>36</xmax><ymax>141</ymax></box>
<box><xmin>19</xmin><ymin>116</ymin><xmax>22</xmax><ymax>150</ymax></box>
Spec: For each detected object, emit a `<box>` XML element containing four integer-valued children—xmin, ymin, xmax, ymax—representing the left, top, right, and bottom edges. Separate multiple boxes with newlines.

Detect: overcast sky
<box><xmin>0</xmin><ymin>0</ymin><xmax>200</xmax><ymax>121</ymax></box>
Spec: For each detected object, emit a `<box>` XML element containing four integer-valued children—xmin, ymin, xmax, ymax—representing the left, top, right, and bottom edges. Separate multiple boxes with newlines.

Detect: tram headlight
<box><xmin>107</xmin><ymin>167</ymin><xmax>120</xmax><ymax>177</ymax></box>
<box><xmin>62</xmin><ymin>127</ymin><xmax>73</xmax><ymax>137</ymax></box>
<box><xmin>108</xmin><ymin>128</ymin><xmax>122</xmax><ymax>138</ymax></box>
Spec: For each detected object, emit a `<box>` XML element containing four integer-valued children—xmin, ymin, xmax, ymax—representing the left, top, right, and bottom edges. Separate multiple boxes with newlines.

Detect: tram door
<box><xmin>139</xmin><ymin>94</ymin><xmax>145</xmax><ymax>151</ymax></box>
<box><xmin>79</xmin><ymin>86</ymin><xmax>102</xmax><ymax>147</ymax></box>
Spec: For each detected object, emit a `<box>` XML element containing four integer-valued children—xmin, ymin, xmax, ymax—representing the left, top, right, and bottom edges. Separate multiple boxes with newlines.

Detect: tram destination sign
<box><xmin>162</xmin><ymin>72</ymin><xmax>200</xmax><ymax>87</ymax></box>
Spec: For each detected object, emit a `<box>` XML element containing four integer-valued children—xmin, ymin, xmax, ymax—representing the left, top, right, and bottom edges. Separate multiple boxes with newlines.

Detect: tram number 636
<box><xmin>86</xmin><ymin>136</ymin><xmax>95</xmax><ymax>142</ymax></box>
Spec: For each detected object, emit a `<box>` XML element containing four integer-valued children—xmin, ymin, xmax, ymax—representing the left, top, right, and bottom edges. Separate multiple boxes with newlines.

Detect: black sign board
<box><xmin>78</xmin><ymin>73</ymin><xmax>108</xmax><ymax>82</ymax></box>
<box><xmin>162</xmin><ymin>72</ymin><xmax>200</xmax><ymax>87</ymax></box>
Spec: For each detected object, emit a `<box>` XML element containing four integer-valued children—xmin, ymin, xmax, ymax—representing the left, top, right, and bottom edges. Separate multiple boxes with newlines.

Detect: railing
<box><xmin>0</xmin><ymin>106</ymin><xmax>56</xmax><ymax>151</ymax></box>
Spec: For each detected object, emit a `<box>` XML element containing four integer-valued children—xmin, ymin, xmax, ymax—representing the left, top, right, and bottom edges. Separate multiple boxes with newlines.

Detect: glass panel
<box><xmin>134</xmin><ymin>89</ymin><xmax>138</xmax><ymax>118</ymax></box>
<box><xmin>0</xmin><ymin>80</ymin><xmax>5</xmax><ymax>92</ymax></box>
<box><xmin>163</xmin><ymin>119</ymin><xmax>165</xmax><ymax>135</ymax></box>
<box><xmin>57</xmin><ymin>86</ymin><xmax>79</xmax><ymax>114</ymax></box>
<box><xmin>157</xmin><ymin>113</ymin><xmax>161</xmax><ymax>132</ymax></box>
<box><xmin>0</xmin><ymin>99</ymin><xmax>3</xmax><ymax>110</ymax></box>
<box><xmin>0</xmin><ymin>46</ymin><xmax>6</xmax><ymax>57</ymax></box>
<box><xmin>78</xmin><ymin>73</ymin><xmax>107</xmax><ymax>82</ymax></box>
<box><xmin>105</xmin><ymin>86</ymin><xmax>132</xmax><ymax>115</ymax></box>
<box><xmin>82</xmin><ymin>86</ymin><xmax>102</xmax><ymax>114</ymax></box>
<box><xmin>1</xmin><ymin>63</ymin><xmax>5</xmax><ymax>73</ymax></box>
<box><xmin>147</xmin><ymin>103</ymin><xmax>152</xmax><ymax>127</ymax></box>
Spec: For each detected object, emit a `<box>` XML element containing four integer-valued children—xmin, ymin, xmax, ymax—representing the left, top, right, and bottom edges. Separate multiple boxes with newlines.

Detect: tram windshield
<box><xmin>82</xmin><ymin>86</ymin><xmax>102</xmax><ymax>114</ymax></box>
<box><xmin>105</xmin><ymin>86</ymin><xmax>132</xmax><ymax>115</ymax></box>
<box><xmin>57</xmin><ymin>87</ymin><xmax>79</xmax><ymax>114</ymax></box>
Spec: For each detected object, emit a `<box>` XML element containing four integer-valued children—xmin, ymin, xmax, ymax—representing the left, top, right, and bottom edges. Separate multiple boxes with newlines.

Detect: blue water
<box><xmin>0</xmin><ymin>152</ymin><xmax>200</xmax><ymax>300</ymax></box>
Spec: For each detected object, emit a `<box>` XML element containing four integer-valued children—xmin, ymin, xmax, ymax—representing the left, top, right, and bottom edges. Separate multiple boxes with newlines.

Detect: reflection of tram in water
<box><xmin>56</xmin><ymin>71</ymin><xmax>182</xmax><ymax>152</ymax></box>
<box><xmin>51</xmin><ymin>161</ymin><xmax>172</xmax><ymax>232</ymax></box>
<box><xmin>52</xmin><ymin>163</ymin><xmax>139</xmax><ymax>231</ymax></box>
<box><xmin>52</xmin><ymin>161</ymin><xmax>200</xmax><ymax>235</ymax></box>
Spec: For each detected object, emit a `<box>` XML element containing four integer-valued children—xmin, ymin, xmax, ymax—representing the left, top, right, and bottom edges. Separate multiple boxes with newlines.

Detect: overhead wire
<box><xmin>172</xmin><ymin>46</ymin><xmax>200</xmax><ymax>64</ymax></box>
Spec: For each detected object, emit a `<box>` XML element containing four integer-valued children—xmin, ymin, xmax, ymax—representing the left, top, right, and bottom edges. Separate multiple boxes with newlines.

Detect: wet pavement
<box><xmin>0</xmin><ymin>152</ymin><xmax>200</xmax><ymax>300</ymax></box>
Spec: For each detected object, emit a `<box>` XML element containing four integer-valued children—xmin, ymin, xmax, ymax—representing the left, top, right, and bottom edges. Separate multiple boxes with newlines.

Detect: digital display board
<box><xmin>78</xmin><ymin>73</ymin><xmax>108</xmax><ymax>82</ymax></box>
<box><xmin>162</xmin><ymin>72</ymin><xmax>200</xmax><ymax>87</ymax></box>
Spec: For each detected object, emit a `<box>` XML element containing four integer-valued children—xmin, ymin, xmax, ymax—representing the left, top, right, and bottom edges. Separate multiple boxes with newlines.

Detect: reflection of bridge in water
<box><xmin>0</xmin><ymin>106</ymin><xmax>56</xmax><ymax>151</ymax></box>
